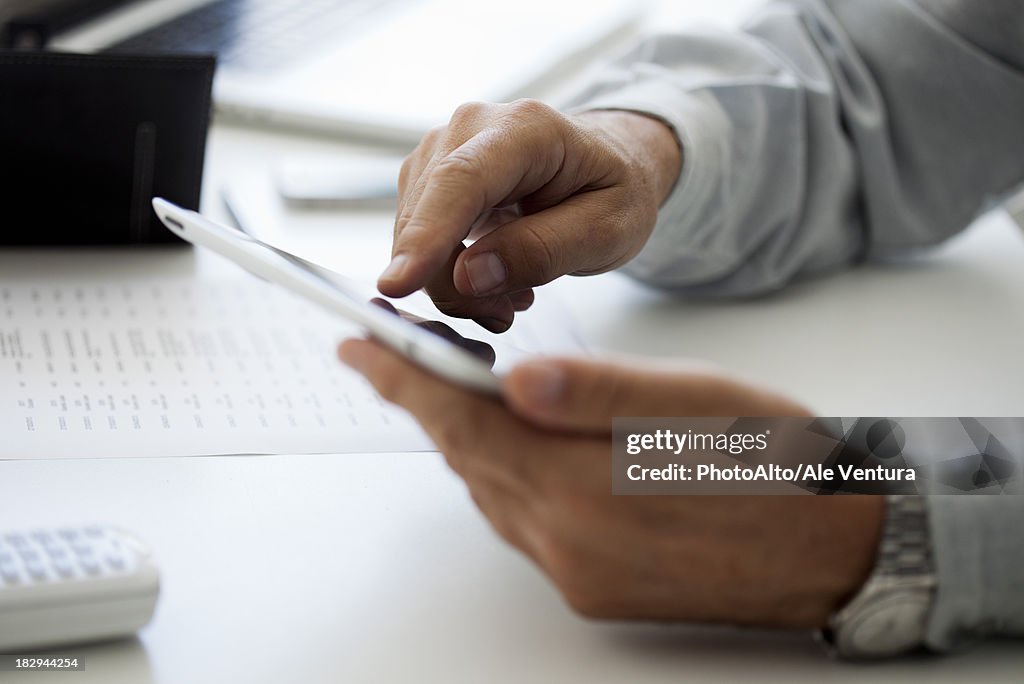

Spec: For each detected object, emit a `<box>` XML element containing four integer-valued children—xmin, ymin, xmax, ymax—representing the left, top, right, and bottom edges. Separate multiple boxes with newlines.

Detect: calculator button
<box><xmin>0</xmin><ymin>561</ymin><xmax>21</xmax><ymax>584</ymax></box>
<box><xmin>47</xmin><ymin>544</ymin><xmax>68</xmax><ymax>558</ymax></box>
<box><xmin>84</xmin><ymin>526</ymin><xmax>105</xmax><ymax>538</ymax></box>
<box><xmin>54</xmin><ymin>558</ymin><xmax>75</xmax><ymax>578</ymax></box>
<box><xmin>18</xmin><ymin>548</ymin><xmax>40</xmax><ymax>563</ymax></box>
<box><xmin>26</xmin><ymin>558</ymin><xmax>47</xmax><ymax>581</ymax></box>
<box><xmin>31</xmin><ymin>530</ymin><xmax>53</xmax><ymax>545</ymax></box>
<box><xmin>80</xmin><ymin>556</ymin><xmax>102</xmax><ymax>576</ymax></box>
<box><xmin>59</xmin><ymin>528</ymin><xmax>80</xmax><ymax>542</ymax></box>
<box><xmin>5</xmin><ymin>534</ymin><xmax>28</xmax><ymax>548</ymax></box>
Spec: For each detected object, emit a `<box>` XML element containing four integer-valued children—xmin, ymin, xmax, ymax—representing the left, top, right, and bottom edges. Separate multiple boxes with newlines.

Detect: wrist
<box><xmin>761</xmin><ymin>496</ymin><xmax>886</xmax><ymax>629</ymax></box>
<box><xmin>574</xmin><ymin>109</ymin><xmax>682</xmax><ymax>206</ymax></box>
<box><xmin>820</xmin><ymin>495</ymin><xmax>937</xmax><ymax>659</ymax></box>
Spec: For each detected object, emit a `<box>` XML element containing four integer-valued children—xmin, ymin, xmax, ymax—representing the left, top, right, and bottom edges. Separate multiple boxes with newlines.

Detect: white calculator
<box><xmin>0</xmin><ymin>526</ymin><xmax>160</xmax><ymax>651</ymax></box>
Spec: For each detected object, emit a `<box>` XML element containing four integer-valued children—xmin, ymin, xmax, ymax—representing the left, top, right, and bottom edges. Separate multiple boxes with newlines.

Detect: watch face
<box><xmin>845</xmin><ymin>594</ymin><xmax>931</xmax><ymax>657</ymax></box>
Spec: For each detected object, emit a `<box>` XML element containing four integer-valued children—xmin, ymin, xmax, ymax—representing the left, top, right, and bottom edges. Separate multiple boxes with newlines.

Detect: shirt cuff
<box><xmin>924</xmin><ymin>495</ymin><xmax>1024</xmax><ymax>650</ymax></box>
<box><xmin>568</xmin><ymin>81</ymin><xmax>737</xmax><ymax>288</ymax></box>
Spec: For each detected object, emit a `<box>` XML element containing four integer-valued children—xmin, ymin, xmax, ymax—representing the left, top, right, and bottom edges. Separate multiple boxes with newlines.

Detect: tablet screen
<box><xmin>221</xmin><ymin>224</ymin><xmax>532</xmax><ymax>375</ymax></box>
<box><xmin>156</xmin><ymin>198</ymin><xmax>533</xmax><ymax>382</ymax></box>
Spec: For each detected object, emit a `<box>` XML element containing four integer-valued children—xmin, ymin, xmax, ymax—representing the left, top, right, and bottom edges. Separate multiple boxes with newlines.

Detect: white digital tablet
<box><xmin>152</xmin><ymin>198</ymin><xmax>501</xmax><ymax>395</ymax></box>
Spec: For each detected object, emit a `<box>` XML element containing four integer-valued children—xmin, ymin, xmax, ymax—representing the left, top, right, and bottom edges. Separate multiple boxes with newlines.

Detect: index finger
<box><xmin>378</xmin><ymin>119</ymin><xmax>567</xmax><ymax>298</ymax></box>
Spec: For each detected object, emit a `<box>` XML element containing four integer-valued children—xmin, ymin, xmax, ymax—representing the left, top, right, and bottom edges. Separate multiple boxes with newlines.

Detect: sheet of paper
<box><xmin>0</xmin><ymin>275</ymin><xmax>583</xmax><ymax>459</ymax></box>
<box><xmin>0</xmin><ymin>278</ymin><xmax>439</xmax><ymax>459</ymax></box>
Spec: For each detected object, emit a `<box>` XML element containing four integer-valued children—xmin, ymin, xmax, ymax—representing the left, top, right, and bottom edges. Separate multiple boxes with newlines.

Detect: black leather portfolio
<box><xmin>0</xmin><ymin>51</ymin><xmax>215</xmax><ymax>245</ymax></box>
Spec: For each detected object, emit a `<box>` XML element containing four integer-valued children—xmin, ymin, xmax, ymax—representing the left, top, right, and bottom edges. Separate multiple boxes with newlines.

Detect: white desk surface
<box><xmin>5</xmin><ymin>3</ymin><xmax>1024</xmax><ymax>678</ymax></box>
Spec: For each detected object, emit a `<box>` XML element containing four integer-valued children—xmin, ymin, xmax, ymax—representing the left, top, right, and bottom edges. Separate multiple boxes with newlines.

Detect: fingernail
<box><xmin>517</xmin><ymin>361</ymin><xmax>566</xmax><ymax>406</ymax></box>
<box><xmin>464</xmin><ymin>252</ymin><xmax>507</xmax><ymax>295</ymax></box>
<box><xmin>380</xmin><ymin>254</ymin><xmax>409</xmax><ymax>284</ymax></box>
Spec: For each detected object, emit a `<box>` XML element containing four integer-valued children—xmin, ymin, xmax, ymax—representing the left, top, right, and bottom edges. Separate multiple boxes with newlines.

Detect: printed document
<box><xmin>0</xmin><ymin>277</ymin><xmax>579</xmax><ymax>459</ymax></box>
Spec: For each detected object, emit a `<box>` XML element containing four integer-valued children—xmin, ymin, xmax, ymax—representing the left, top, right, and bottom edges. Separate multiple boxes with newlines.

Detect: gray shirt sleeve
<box><xmin>567</xmin><ymin>0</ymin><xmax>1024</xmax><ymax>295</ymax></box>
<box><xmin>926</xmin><ymin>495</ymin><xmax>1024</xmax><ymax>650</ymax></box>
<box><xmin>566</xmin><ymin>0</ymin><xmax>1024</xmax><ymax>653</ymax></box>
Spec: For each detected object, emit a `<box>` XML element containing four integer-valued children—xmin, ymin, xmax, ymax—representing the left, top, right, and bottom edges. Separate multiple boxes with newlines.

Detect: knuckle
<box><xmin>467</xmin><ymin>487</ymin><xmax>521</xmax><ymax>548</ymax></box>
<box><xmin>507</xmin><ymin>98</ymin><xmax>556</xmax><ymax>121</ymax></box>
<box><xmin>534</xmin><ymin>530</ymin><xmax>567</xmax><ymax>579</ymax></box>
<box><xmin>393</xmin><ymin>209</ymin><xmax>415</xmax><ymax>239</ymax></box>
<box><xmin>439</xmin><ymin>443</ymin><xmax>467</xmax><ymax>477</ymax></box>
<box><xmin>449</xmin><ymin>101</ymin><xmax>489</xmax><ymax>126</ymax></box>
<box><xmin>506</xmin><ymin>100</ymin><xmax>568</xmax><ymax>151</ymax></box>
<box><xmin>537</xmin><ymin>536</ymin><xmax>614</xmax><ymax>619</ymax></box>
<box><xmin>488</xmin><ymin>521</ymin><xmax>521</xmax><ymax>549</ymax></box>
<box><xmin>541</xmin><ymin>548</ymin><xmax>608</xmax><ymax>619</ymax></box>
<box><xmin>533</xmin><ymin>527</ymin><xmax>579</xmax><ymax>584</ymax></box>
<box><xmin>516</xmin><ymin>226</ymin><xmax>563</xmax><ymax>284</ymax></box>
<box><xmin>423</xmin><ymin>124</ymin><xmax>447</xmax><ymax>145</ymax></box>
<box><xmin>434</xmin><ymin>149</ymin><xmax>485</xmax><ymax>183</ymax></box>
<box><xmin>398</xmin><ymin>152</ymin><xmax>419</xmax><ymax>187</ymax></box>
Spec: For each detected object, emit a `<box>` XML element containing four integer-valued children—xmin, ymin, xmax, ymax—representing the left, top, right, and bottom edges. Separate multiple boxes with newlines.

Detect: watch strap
<box><xmin>820</xmin><ymin>495</ymin><xmax>937</xmax><ymax>659</ymax></box>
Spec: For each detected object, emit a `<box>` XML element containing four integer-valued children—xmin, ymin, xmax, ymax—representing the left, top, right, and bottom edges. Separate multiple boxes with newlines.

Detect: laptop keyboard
<box><xmin>106</xmin><ymin>0</ymin><xmax>407</xmax><ymax>72</ymax></box>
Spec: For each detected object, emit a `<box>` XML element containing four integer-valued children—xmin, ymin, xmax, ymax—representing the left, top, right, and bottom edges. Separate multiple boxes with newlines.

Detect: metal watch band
<box><xmin>876</xmin><ymin>495</ymin><xmax>933</xmax><ymax>578</ymax></box>
<box><xmin>819</xmin><ymin>495</ymin><xmax>937</xmax><ymax>659</ymax></box>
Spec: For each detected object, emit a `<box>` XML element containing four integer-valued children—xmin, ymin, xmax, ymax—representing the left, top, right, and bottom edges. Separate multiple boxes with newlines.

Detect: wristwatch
<box><xmin>818</xmin><ymin>495</ymin><xmax>937</xmax><ymax>659</ymax></box>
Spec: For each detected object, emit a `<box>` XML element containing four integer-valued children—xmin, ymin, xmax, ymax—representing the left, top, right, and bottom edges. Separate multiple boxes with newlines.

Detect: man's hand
<box><xmin>380</xmin><ymin>102</ymin><xmax>682</xmax><ymax>333</ymax></box>
<box><xmin>339</xmin><ymin>339</ymin><xmax>884</xmax><ymax>627</ymax></box>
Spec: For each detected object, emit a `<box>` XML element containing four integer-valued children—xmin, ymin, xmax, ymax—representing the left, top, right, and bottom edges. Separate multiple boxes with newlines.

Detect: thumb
<box><xmin>502</xmin><ymin>356</ymin><xmax>811</xmax><ymax>433</ymax></box>
<box><xmin>451</xmin><ymin>194</ymin><xmax>637</xmax><ymax>298</ymax></box>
